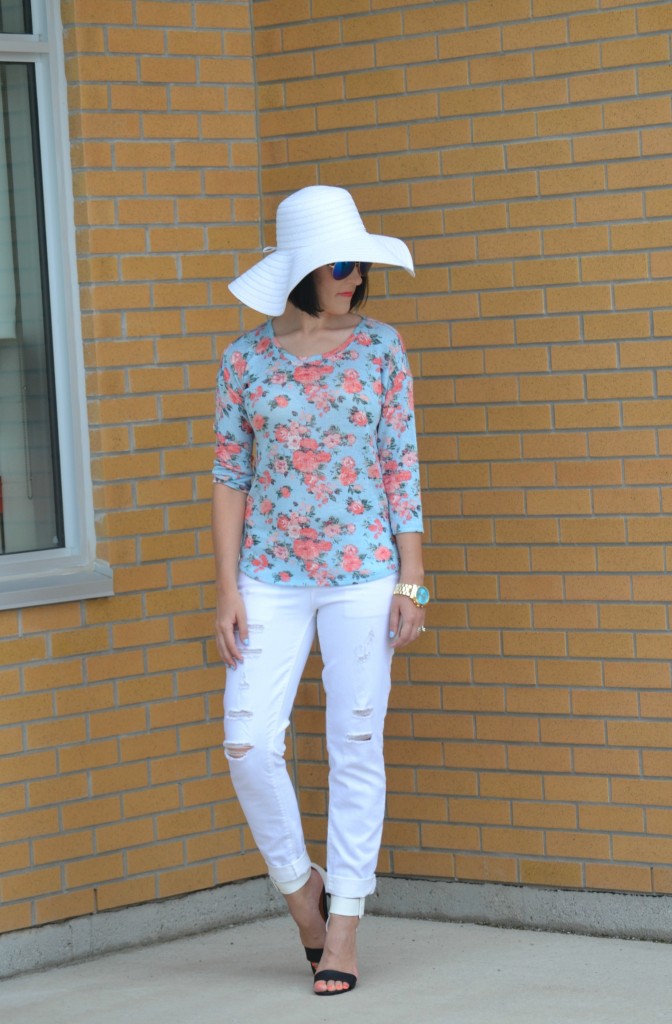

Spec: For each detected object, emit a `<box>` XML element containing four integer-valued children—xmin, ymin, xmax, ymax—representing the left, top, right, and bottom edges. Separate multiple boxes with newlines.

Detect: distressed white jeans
<box><xmin>223</xmin><ymin>573</ymin><xmax>396</xmax><ymax>905</ymax></box>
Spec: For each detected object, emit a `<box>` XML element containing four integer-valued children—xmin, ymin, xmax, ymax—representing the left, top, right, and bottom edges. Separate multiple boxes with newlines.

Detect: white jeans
<box><xmin>223</xmin><ymin>573</ymin><xmax>396</xmax><ymax>904</ymax></box>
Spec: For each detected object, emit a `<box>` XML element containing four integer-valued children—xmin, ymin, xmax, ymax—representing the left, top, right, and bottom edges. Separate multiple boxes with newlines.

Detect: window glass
<box><xmin>0</xmin><ymin>60</ymin><xmax>63</xmax><ymax>555</ymax></box>
<box><xmin>0</xmin><ymin>0</ymin><xmax>31</xmax><ymax>34</ymax></box>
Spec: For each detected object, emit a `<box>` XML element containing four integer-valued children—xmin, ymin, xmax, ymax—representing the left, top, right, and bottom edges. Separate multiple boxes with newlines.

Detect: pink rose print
<box><xmin>231</xmin><ymin>351</ymin><xmax>247</xmax><ymax>377</ymax></box>
<box><xmin>383</xmin><ymin>466</ymin><xmax>412</xmax><ymax>495</ymax></box>
<box><xmin>294</xmin><ymin>527</ymin><xmax>332</xmax><ymax>562</ymax></box>
<box><xmin>374</xmin><ymin>545</ymin><xmax>392</xmax><ymax>561</ymax></box>
<box><xmin>368</xmin><ymin>519</ymin><xmax>384</xmax><ymax>538</ymax></box>
<box><xmin>350</xmin><ymin>410</ymin><xmax>368</xmax><ymax>427</ymax></box>
<box><xmin>276</xmin><ymin>394</ymin><xmax>289</xmax><ymax>407</ymax></box>
<box><xmin>294</xmin><ymin>363</ymin><xmax>333</xmax><ymax>385</ymax></box>
<box><xmin>293</xmin><ymin>438</ymin><xmax>331</xmax><ymax>474</ymax></box>
<box><xmin>348</xmin><ymin>499</ymin><xmax>365</xmax><ymax>515</ymax></box>
<box><xmin>339</xmin><ymin>456</ymin><xmax>357</xmax><ymax>486</ymax></box>
<box><xmin>341</xmin><ymin>544</ymin><xmax>362</xmax><ymax>571</ymax></box>
<box><xmin>215</xmin><ymin>438</ymin><xmax>243</xmax><ymax>462</ymax></box>
<box><xmin>259</xmin><ymin>499</ymin><xmax>273</xmax><ymax>515</ymax></box>
<box><xmin>343</xmin><ymin>369</ymin><xmax>363</xmax><ymax>394</ymax></box>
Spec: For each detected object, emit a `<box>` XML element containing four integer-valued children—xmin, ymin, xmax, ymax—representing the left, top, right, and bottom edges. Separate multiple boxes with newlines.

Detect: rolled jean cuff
<box><xmin>268</xmin><ymin>852</ymin><xmax>312</xmax><ymax>895</ymax></box>
<box><xmin>329</xmin><ymin>895</ymin><xmax>366</xmax><ymax>918</ymax></box>
<box><xmin>327</xmin><ymin>872</ymin><xmax>376</xmax><ymax>900</ymax></box>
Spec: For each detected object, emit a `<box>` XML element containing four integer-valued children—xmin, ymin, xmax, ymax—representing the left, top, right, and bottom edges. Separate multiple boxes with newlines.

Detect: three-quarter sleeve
<box><xmin>377</xmin><ymin>331</ymin><xmax>423</xmax><ymax>534</ymax></box>
<box><xmin>213</xmin><ymin>348</ymin><xmax>254</xmax><ymax>491</ymax></box>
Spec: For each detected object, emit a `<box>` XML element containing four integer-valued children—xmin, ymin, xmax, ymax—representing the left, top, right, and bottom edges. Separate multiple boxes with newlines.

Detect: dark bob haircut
<box><xmin>288</xmin><ymin>269</ymin><xmax>369</xmax><ymax>318</ymax></box>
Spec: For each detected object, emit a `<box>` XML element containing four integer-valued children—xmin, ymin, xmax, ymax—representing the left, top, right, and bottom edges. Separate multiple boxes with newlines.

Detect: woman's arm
<box><xmin>212</xmin><ymin>483</ymin><xmax>249</xmax><ymax>669</ymax></box>
<box><xmin>389</xmin><ymin>530</ymin><xmax>425</xmax><ymax>649</ymax></box>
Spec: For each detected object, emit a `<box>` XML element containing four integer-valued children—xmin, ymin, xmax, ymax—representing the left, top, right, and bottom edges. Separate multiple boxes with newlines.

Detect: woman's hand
<box><xmin>390</xmin><ymin>533</ymin><xmax>426</xmax><ymax>649</ymax></box>
<box><xmin>388</xmin><ymin>593</ymin><xmax>425</xmax><ymax>650</ymax></box>
<box><xmin>215</xmin><ymin>588</ymin><xmax>249</xmax><ymax>669</ymax></box>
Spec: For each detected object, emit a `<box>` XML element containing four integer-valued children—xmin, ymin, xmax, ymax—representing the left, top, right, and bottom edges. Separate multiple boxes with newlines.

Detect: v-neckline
<box><xmin>268</xmin><ymin>316</ymin><xmax>365</xmax><ymax>363</ymax></box>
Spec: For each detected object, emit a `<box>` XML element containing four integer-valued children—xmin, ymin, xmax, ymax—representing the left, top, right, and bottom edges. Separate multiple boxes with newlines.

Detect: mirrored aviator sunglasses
<box><xmin>328</xmin><ymin>261</ymin><xmax>372</xmax><ymax>281</ymax></box>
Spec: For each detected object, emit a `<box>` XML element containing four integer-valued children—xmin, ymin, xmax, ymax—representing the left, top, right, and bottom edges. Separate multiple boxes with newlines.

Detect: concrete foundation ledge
<box><xmin>0</xmin><ymin>876</ymin><xmax>284</xmax><ymax>980</ymax></box>
<box><xmin>369</xmin><ymin>876</ymin><xmax>672</xmax><ymax>944</ymax></box>
<box><xmin>2</xmin><ymin>874</ymin><xmax>671</xmax><ymax>979</ymax></box>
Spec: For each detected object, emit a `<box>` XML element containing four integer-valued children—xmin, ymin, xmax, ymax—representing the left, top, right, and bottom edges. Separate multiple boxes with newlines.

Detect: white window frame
<box><xmin>0</xmin><ymin>0</ymin><xmax>112</xmax><ymax>609</ymax></box>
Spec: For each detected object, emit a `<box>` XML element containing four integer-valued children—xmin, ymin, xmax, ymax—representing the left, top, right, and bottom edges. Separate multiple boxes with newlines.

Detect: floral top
<box><xmin>213</xmin><ymin>316</ymin><xmax>423</xmax><ymax>587</ymax></box>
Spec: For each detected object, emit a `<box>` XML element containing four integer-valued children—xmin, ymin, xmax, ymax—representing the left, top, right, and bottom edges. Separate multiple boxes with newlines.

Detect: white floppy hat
<box><xmin>228</xmin><ymin>185</ymin><xmax>415</xmax><ymax>316</ymax></box>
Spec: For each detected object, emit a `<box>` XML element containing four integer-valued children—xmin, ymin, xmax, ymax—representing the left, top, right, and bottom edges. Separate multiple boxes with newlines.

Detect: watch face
<box><xmin>416</xmin><ymin>586</ymin><xmax>430</xmax><ymax>606</ymax></box>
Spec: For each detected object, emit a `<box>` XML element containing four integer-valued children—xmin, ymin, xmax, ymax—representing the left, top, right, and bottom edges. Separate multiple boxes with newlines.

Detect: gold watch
<box><xmin>393</xmin><ymin>583</ymin><xmax>430</xmax><ymax>608</ymax></box>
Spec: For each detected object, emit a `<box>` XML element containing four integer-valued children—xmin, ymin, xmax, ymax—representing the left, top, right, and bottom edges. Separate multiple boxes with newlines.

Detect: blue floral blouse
<box><xmin>213</xmin><ymin>316</ymin><xmax>423</xmax><ymax>587</ymax></box>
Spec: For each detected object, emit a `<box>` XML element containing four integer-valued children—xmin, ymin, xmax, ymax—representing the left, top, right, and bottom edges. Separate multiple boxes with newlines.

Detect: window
<box><xmin>0</xmin><ymin>0</ymin><xmax>112</xmax><ymax>608</ymax></box>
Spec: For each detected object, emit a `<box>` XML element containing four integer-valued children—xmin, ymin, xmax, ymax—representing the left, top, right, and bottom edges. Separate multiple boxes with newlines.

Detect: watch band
<box><xmin>393</xmin><ymin>582</ymin><xmax>430</xmax><ymax>608</ymax></box>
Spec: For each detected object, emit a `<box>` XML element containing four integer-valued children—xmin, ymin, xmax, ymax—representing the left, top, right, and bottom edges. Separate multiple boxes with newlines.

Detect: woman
<box><xmin>212</xmin><ymin>185</ymin><xmax>428</xmax><ymax>996</ymax></box>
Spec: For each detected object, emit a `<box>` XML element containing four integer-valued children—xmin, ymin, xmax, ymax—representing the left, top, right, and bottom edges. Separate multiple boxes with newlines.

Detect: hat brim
<box><xmin>228</xmin><ymin>232</ymin><xmax>415</xmax><ymax>316</ymax></box>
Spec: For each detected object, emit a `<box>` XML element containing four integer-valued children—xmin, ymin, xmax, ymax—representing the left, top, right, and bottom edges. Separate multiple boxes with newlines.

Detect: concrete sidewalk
<box><xmin>1</xmin><ymin>915</ymin><xmax>670</xmax><ymax>1024</ymax></box>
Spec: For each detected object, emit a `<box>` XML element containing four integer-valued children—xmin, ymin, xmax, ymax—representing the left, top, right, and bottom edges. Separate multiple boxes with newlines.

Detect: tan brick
<box><xmin>339</xmin><ymin>10</ymin><xmax>402</xmax><ymax>43</ymax></box>
<box><xmin>587</xmin><ymin>864</ymin><xmax>652</xmax><ymax>893</ymax></box>
<box><xmin>506</xmin><ymin>77</ymin><xmax>571</xmax><ymax>115</ymax></box>
<box><xmin>455</xmin><ymin>854</ymin><xmax>517</xmax><ymax>883</ymax></box>
<box><xmin>576</xmin><ymin>192</ymin><xmax>643</xmax><ymax>223</ymax></box>
<box><xmin>521</xmin><ymin>861</ymin><xmax>584</xmax><ymax>888</ymax></box>
<box><xmin>517</xmin><ymin>319</ymin><xmax>581</xmax><ymax>349</ymax></box>
<box><xmin>604</xmin><ymin>34</ymin><xmax>670</xmax><ymax>69</ymax></box>
<box><xmin>473</xmin><ymin>113</ymin><xmax>536</xmax><ymax>145</ymax></box>
<box><xmin>508</xmin><ymin>139</ymin><xmax>572</xmax><ymax>169</ymax></box>
<box><xmin>535</xmin><ymin>42</ymin><xmax>601</xmax><ymax>76</ymax></box>
<box><xmin>33</xmin><ymin>831</ymin><xmax>94</xmax><ymax>866</ymax></box>
<box><xmin>503</xmin><ymin>17</ymin><xmax>568</xmax><ymax>50</ymax></box>
<box><xmin>482</xmin><ymin>827</ymin><xmax>544</xmax><ymax>856</ymax></box>
<box><xmin>546</xmin><ymin>775</ymin><xmax>611</xmax><ymax>804</ymax></box>
<box><xmin>570</xmin><ymin>8</ymin><xmax>636</xmax><ymax>40</ymax></box>
<box><xmin>0</xmin><ymin>636</ymin><xmax>47</xmax><ymax>666</ymax></box>
<box><xmin>468</xmin><ymin>0</ymin><xmax>531</xmax><ymax>25</ymax></box>
<box><xmin>471</xmin><ymin>53</ymin><xmax>533</xmax><ymax>85</ymax></box>
<box><xmin>35</xmin><ymin>890</ymin><xmax>96</xmax><ymax>927</ymax></box>
<box><xmin>158</xmin><ymin>864</ymin><xmax>215</xmax><ymax>899</ymax></box>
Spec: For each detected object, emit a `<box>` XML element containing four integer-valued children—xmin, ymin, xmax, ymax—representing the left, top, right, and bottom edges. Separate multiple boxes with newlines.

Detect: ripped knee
<box><xmin>224</xmin><ymin>742</ymin><xmax>254</xmax><ymax>760</ymax></box>
<box><xmin>348</xmin><ymin>705</ymin><xmax>373</xmax><ymax>741</ymax></box>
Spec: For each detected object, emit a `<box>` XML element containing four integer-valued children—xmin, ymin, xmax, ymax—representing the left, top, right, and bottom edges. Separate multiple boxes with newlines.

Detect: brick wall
<box><xmin>0</xmin><ymin>0</ymin><xmax>266</xmax><ymax>935</ymax></box>
<box><xmin>1</xmin><ymin>0</ymin><xmax>672</xmax><ymax>936</ymax></box>
<box><xmin>255</xmin><ymin>0</ymin><xmax>672</xmax><ymax>896</ymax></box>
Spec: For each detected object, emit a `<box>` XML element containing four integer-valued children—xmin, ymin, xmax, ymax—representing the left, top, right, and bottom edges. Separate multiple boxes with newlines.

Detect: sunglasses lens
<box><xmin>331</xmin><ymin>261</ymin><xmax>372</xmax><ymax>280</ymax></box>
<box><xmin>332</xmin><ymin>261</ymin><xmax>354</xmax><ymax>280</ymax></box>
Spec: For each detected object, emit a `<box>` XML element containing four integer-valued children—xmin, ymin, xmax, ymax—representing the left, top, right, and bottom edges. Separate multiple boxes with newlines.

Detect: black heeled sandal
<box><xmin>303</xmin><ymin>863</ymin><xmax>329</xmax><ymax>975</ymax></box>
<box><xmin>313</xmin><ymin>969</ymin><xmax>357</xmax><ymax>995</ymax></box>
